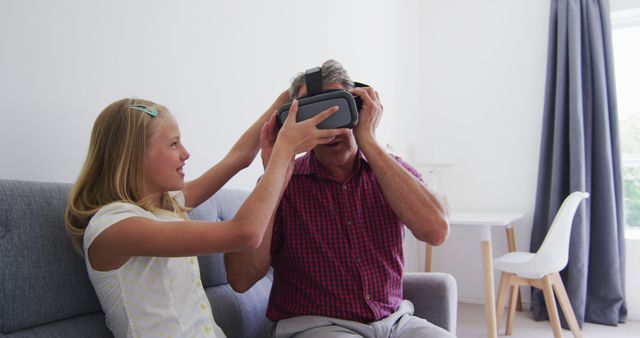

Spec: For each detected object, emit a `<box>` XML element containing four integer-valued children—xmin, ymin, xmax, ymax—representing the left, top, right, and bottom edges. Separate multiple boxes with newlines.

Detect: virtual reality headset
<box><xmin>276</xmin><ymin>67</ymin><xmax>368</xmax><ymax>129</ymax></box>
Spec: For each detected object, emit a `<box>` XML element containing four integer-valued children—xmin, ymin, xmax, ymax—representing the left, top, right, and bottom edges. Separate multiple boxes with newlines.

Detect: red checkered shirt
<box><xmin>266</xmin><ymin>150</ymin><xmax>423</xmax><ymax>323</ymax></box>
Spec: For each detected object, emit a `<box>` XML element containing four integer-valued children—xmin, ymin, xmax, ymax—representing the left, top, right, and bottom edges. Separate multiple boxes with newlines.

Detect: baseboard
<box><xmin>458</xmin><ymin>295</ymin><xmax>531</xmax><ymax>310</ymax></box>
<box><xmin>457</xmin><ymin>295</ymin><xmax>484</xmax><ymax>305</ymax></box>
<box><xmin>459</xmin><ymin>296</ymin><xmax>639</xmax><ymax>322</ymax></box>
<box><xmin>626</xmin><ymin>311</ymin><xmax>640</xmax><ymax>321</ymax></box>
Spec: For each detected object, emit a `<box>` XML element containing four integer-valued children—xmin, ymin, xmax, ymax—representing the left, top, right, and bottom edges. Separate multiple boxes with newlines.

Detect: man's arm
<box><xmin>352</xmin><ymin>87</ymin><xmax>449</xmax><ymax>245</ymax></box>
<box><xmin>224</xmin><ymin>214</ymin><xmax>274</xmax><ymax>292</ymax></box>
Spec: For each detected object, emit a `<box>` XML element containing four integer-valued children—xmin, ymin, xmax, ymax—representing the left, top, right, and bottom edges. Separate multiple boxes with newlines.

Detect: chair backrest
<box><xmin>528</xmin><ymin>191</ymin><xmax>589</xmax><ymax>275</ymax></box>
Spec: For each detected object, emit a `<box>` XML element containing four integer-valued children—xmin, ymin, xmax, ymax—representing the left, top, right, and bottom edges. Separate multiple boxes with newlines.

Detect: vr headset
<box><xmin>276</xmin><ymin>67</ymin><xmax>368</xmax><ymax>129</ymax></box>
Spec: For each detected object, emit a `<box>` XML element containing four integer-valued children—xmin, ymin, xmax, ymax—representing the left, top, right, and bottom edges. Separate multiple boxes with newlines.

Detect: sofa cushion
<box><xmin>0</xmin><ymin>180</ymin><xmax>104</xmax><ymax>334</ymax></box>
<box><xmin>205</xmin><ymin>276</ymin><xmax>273</xmax><ymax>338</ymax></box>
<box><xmin>2</xmin><ymin>313</ymin><xmax>112</xmax><ymax>338</ymax></box>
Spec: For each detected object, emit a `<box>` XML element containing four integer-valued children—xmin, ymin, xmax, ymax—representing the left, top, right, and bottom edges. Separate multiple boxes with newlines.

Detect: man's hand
<box><xmin>351</xmin><ymin>86</ymin><xmax>383</xmax><ymax>145</ymax></box>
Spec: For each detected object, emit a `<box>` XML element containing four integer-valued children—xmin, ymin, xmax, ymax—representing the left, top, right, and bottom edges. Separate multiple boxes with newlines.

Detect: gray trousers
<box><xmin>272</xmin><ymin>300</ymin><xmax>456</xmax><ymax>338</ymax></box>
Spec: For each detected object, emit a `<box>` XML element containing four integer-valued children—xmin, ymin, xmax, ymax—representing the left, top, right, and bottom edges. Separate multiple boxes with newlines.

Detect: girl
<box><xmin>64</xmin><ymin>96</ymin><xmax>347</xmax><ymax>338</ymax></box>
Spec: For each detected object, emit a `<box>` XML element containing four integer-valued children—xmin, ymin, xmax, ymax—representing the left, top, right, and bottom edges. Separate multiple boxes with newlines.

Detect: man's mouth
<box><xmin>324</xmin><ymin>140</ymin><xmax>341</xmax><ymax>147</ymax></box>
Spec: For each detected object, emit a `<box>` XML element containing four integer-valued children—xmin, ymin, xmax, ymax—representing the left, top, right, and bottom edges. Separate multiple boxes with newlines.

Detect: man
<box><xmin>225</xmin><ymin>60</ymin><xmax>453</xmax><ymax>338</ymax></box>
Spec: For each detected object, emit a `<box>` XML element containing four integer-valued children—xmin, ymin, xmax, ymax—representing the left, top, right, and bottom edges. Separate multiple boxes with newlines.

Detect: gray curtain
<box><xmin>530</xmin><ymin>0</ymin><xmax>626</xmax><ymax>328</ymax></box>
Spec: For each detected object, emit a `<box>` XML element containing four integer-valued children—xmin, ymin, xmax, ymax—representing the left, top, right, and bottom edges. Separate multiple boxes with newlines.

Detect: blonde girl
<box><xmin>64</xmin><ymin>95</ymin><xmax>347</xmax><ymax>338</ymax></box>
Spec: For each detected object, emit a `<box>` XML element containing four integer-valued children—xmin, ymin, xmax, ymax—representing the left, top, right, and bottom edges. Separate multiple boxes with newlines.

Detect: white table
<box><xmin>425</xmin><ymin>211</ymin><xmax>524</xmax><ymax>338</ymax></box>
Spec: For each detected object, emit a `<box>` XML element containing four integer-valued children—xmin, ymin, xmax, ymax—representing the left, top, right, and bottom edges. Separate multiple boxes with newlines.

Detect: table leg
<box><xmin>505</xmin><ymin>227</ymin><xmax>523</xmax><ymax>311</ymax></box>
<box><xmin>425</xmin><ymin>244</ymin><xmax>433</xmax><ymax>272</ymax></box>
<box><xmin>481</xmin><ymin>239</ymin><xmax>498</xmax><ymax>338</ymax></box>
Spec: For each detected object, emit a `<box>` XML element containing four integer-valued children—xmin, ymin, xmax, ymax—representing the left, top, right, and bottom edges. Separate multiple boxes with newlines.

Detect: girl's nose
<box><xmin>181</xmin><ymin>146</ymin><xmax>190</xmax><ymax>161</ymax></box>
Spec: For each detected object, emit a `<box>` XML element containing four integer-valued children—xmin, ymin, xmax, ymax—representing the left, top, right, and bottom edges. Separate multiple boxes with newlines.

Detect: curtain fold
<box><xmin>530</xmin><ymin>0</ymin><xmax>626</xmax><ymax>327</ymax></box>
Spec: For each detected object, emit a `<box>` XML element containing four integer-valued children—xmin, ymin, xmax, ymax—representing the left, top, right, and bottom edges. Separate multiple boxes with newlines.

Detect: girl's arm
<box><xmin>87</xmin><ymin>102</ymin><xmax>349</xmax><ymax>271</ymax></box>
<box><xmin>89</xmin><ymin>145</ymin><xmax>292</xmax><ymax>271</ymax></box>
<box><xmin>182</xmin><ymin>90</ymin><xmax>290</xmax><ymax>209</ymax></box>
<box><xmin>224</xmin><ymin>115</ymin><xmax>283</xmax><ymax>292</ymax></box>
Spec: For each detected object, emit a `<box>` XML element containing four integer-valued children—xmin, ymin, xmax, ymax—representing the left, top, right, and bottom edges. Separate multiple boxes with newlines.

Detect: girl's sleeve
<box><xmin>83</xmin><ymin>202</ymin><xmax>150</xmax><ymax>253</ymax></box>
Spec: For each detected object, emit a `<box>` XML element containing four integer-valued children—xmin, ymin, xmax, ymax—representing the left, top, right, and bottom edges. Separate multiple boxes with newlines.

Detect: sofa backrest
<box><xmin>0</xmin><ymin>179</ymin><xmax>272</xmax><ymax>338</ymax></box>
<box><xmin>0</xmin><ymin>180</ymin><xmax>107</xmax><ymax>335</ymax></box>
<box><xmin>189</xmin><ymin>188</ymin><xmax>250</xmax><ymax>287</ymax></box>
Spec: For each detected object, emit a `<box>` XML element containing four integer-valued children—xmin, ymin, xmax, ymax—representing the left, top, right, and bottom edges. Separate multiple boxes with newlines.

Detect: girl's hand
<box><xmin>260</xmin><ymin>112</ymin><xmax>279</xmax><ymax>169</ymax></box>
<box><xmin>275</xmin><ymin>100</ymin><xmax>350</xmax><ymax>156</ymax></box>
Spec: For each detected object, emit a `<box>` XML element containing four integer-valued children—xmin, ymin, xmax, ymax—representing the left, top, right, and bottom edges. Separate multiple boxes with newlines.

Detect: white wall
<box><xmin>612</xmin><ymin>0</ymin><xmax>640</xmax><ymax>11</ymax></box>
<box><xmin>0</xmin><ymin>0</ymin><xmax>414</xmax><ymax>188</ymax></box>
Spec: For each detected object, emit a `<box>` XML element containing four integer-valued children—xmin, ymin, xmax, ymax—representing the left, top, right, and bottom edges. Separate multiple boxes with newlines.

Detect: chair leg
<box><xmin>505</xmin><ymin>227</ymin><xmax>523</xmax><ymax>311</ymax></box>
<box><xmin>541</xmin><ymin>275</ymin><xmax>563</xmax><ymax>338</ymax></box>
<box><xmin>551</xmin><ymin>273</ymin><xmax>582</xmax><ymax>338</ymax></box>
<box><xmin>505</xmin><ymin>279</ymin><xmax>519</xmax><ymax>335</ymax></box>
<box><xmin>495</xmin><ymin>272</ymin><xmax>510</xmax><ymax>334</ymax></box>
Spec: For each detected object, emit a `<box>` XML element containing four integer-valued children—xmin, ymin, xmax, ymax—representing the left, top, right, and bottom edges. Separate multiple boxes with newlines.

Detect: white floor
<box><xmin>456</xmin><ymin>303</ymin><xmax>640</xmax><ymax>338</ymax></box>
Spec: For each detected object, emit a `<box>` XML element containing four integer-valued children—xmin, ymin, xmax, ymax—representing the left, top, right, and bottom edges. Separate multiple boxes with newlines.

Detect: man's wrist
<box><xmin>356</xmin><ymin>136</ymin><xmax>382</xmax><ymax>156</ymax></box>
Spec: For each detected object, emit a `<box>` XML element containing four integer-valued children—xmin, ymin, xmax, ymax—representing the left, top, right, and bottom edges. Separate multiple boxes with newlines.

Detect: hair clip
<box><xmin>129</xmin><ymin>104</ymin><xmax>158</xmax><ymax>117</ymax></box>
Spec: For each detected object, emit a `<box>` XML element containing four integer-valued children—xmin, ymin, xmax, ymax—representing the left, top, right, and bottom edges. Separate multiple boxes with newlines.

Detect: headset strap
<box><xmin>304</xmin><ymin>67</ymin><xmax>323</xmax><ymax>96</ymax></box>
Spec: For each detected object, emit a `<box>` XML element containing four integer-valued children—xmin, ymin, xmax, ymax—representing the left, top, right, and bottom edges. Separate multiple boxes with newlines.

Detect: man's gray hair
<box><xmin>289</xmin><ymin>59</ymin><xmax>354</xmax><ymax>98</ymax></box>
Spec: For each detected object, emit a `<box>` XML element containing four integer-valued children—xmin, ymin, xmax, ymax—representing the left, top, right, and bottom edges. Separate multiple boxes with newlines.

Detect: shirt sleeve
<box><xmin>83</xmin><ymin>202</ymin><xmax>151</xmax><ymax>253</ymax></box>
<box><xmin>389</xmin><ymin>154</ymin><xmax>425</xmax><ymax>183</ymax></box>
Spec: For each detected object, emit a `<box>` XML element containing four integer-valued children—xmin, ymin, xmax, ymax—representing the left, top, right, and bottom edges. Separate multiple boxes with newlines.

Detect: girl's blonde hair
<box><xmin>65</xmin><ymin>98</ymin><xmax>188</xmax><ymax>255</ymax></box>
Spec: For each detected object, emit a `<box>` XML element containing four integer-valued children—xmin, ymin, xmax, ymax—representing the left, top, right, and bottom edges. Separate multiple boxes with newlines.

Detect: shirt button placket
<box><xmin>343</xmin><ymin>183</ymin><xmax>360</xmax><ymax>270</ymax></box>
<box><xmin>203</xmin><ymin>325</ymin><xmax>211</xmax><ymax>335</ymax></box>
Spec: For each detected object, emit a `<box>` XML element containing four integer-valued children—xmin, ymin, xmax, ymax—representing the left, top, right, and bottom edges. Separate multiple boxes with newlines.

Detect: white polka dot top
<box><xmin>83</xmin><ymin>195</ymin><xmax>226</xmax><ymax>338</ymax></box>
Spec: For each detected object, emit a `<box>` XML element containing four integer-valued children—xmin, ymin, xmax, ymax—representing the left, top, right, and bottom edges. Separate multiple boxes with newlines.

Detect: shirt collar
<box><xmin>294</xmin><ymin>150</ymin><xmax>369</xmax><ymax>180</ymax></box>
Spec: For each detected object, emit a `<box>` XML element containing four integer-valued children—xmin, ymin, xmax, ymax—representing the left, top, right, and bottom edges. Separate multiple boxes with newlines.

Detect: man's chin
<box><xmin>316</xmin><ymin>143</ymin><xmax>346</xmax><ymax>154</ymax></box>
<box><xmin>315</xmin><ymin>145</ymin><xmax>356</xmax><ymax>161</ymax></box>
<box><xmin>320</xmin><ymin>141</ymin><xmax>342</xmax><ymax>148</ymax></box>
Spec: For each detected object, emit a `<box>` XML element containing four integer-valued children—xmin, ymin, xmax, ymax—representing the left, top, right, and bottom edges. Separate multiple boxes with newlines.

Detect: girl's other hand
<box><xmin>260</xmin><ymin>112</ymin><xmax>279</xmax><ymax>169</ymax></box>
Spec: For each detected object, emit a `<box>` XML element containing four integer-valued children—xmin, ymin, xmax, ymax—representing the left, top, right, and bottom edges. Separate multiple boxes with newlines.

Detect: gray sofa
<box><xmin>0</xmin><ymin>179</ymin><xmax>457</xmax><ymax>337</ymax></box>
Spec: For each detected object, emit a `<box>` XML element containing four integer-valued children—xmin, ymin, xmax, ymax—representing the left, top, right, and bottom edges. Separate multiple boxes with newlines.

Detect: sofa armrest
<box><xmin>403</xmin><ymin>272</ymin><xmax>457</xmax><ymax>334</ymax></box>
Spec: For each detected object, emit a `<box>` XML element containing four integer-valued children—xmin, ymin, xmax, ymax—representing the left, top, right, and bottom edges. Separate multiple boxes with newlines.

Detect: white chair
<box><xmin>493</xmin><ymin>191</ymin><xmax>589</xmax><ymax>338</ymax></box>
